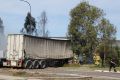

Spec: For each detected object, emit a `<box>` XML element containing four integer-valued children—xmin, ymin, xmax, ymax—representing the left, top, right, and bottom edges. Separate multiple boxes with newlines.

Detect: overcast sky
<box><xmin>0</xmin><ymin>0</ymin><xmax>120</xmax><ymax>39</ymax></box>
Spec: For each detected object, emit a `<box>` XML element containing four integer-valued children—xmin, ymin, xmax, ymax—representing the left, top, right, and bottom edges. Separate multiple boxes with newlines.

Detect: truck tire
<box><xmin>32</xmin><ymin>60</ymin><xmax>39</xmax><ymax>69</ymax></box>
<box><xmin>39</xmin><ymin>60</ymin><xmax>47</xmax><ymax>69</ymax></box>
<box><xmin>50</xmin><ymin>61</ymin><xmax>57</xmax><ymax>67</ymax></box>
<box><xmin>24</xmin><ymin>60</ymin><xmax>32</xmax><ymax>69</ymax></box>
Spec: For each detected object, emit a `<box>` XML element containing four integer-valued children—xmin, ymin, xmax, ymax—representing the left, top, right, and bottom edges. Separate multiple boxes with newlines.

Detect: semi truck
<box><xmin>3</xmin><ymin>34</ymin><xmax>73</xmax><ymax>69</ymax></box>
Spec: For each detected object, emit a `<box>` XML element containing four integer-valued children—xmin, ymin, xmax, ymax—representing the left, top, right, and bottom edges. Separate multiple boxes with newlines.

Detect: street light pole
<box><xmin>20</xmin><ymin>0</ymin><xmax>33</xmax><ymax>35</ymax></box>
<box><xmin>20</xmin><ymin>0</ymin><xmax>31</xmax><ymax>14</ymax></box>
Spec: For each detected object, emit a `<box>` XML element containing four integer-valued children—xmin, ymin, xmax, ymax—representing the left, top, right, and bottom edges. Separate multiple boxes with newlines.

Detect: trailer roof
<box><xmin>8</xmin><ymin>34</ymin><xmax>70</xmax><ymax>41</ymax></box>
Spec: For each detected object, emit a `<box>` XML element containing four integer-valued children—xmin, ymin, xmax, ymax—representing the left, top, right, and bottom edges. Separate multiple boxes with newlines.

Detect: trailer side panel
<box><xmin>23</xmin><ymin>35</ymin><xmax>73</xmax><ymax>59</ymax></box>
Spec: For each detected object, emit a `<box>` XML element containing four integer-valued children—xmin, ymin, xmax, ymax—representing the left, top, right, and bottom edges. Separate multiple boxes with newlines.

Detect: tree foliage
<box><xmin>97</xmin><ymin>18</ymin><xmax>116</xmax><ymax>66</ymax></box>
<box><xmin>21</xmin><ymin>12</ymin><xmax>36</xmax><ymax>35</ymax></box>
<box><xmin>37</xmin><ymin>11</ymin><xmax>49</xmax><ymax>37</ymax></box>
<box><xmin>98</xmin><ymin>18</ymin><xmax>116</xmax><ymax>41</ymax></box>
<box><xmin>68</xmin><ymin>2</ymin><xmax>103</xmax><ymax>57</ymax></box>
<box><xmin>68</xmin><ymin>1</ymin><xmax>116</xmax><ymax>64</ymax></box>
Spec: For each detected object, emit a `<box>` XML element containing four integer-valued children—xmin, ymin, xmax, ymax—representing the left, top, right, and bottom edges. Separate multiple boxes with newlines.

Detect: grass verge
<box><xmin>63</xmin><ymin>63</ymin><xmax>81</xmax><ymax>67</ymax></box>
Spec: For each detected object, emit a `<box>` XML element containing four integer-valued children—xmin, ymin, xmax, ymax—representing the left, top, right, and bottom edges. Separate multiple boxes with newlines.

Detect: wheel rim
<box><xmin>39</xmin><ymin>60</ymin><xmax>46</xmax><ymax>69</ymax></box>
<box><xmin>32</xmin><ymin>60</ymin><xmax>39</xmax><ymax>69</ymax></box>
<box><xmin>25</xmin><ymin>60</ymin><xmax>32</xmax><ymax>69</ymax></box>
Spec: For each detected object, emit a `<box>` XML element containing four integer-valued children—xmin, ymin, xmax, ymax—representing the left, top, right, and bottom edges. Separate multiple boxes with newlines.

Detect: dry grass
<box><xmin>63</xmin><ymin>63</ymin><xmax>81</xmax><ymax>67</ymax></box>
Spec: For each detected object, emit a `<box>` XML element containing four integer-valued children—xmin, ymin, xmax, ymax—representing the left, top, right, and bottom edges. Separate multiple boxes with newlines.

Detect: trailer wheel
<box><xmin>39</xmin><ymin>60</ymin><xmax>47</xmax><ymax>69</ymax></box>
<box><xmin>24</xmin><ymin>60</ymin><xmax>32</xmax><ymax>69</ymax></box>
<box><xmin>49</xmin><ymin>61</ymin><xmax>56</xmax><ymax>67</ymax></box>
<box><xmin>32</xmin><ymin>60</ymin><xmax>39</xmax><ymax>69</ymax></box>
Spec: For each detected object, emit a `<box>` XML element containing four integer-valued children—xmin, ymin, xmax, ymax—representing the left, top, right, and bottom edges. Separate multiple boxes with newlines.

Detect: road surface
<box><xmin>0</xmin><ymin>67</ymin><xmax>119</xmax><ymax>80</ymax></box>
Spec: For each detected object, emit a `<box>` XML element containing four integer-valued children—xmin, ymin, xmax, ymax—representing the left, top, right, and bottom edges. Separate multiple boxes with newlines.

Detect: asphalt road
<box><xmin>0</xmin><ymin>67</ymin><xmax>120</xmax><ymax>80</ymax></box>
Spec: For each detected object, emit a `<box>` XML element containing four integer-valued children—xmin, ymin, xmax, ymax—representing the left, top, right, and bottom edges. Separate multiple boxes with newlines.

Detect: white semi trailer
<box><xmin>4</xmin><ymin>34</ymin><xmax>73</xmax><ymax>69</ymax></box>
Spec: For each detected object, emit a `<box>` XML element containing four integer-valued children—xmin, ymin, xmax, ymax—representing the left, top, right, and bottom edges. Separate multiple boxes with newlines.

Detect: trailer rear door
<box><xmin>6</xmin><ymin>34</ymin><xmax>24</xmax><ymax>61</ymax></box>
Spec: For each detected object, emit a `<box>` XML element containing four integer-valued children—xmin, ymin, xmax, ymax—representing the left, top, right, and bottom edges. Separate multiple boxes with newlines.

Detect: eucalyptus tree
<box><xmin>68</xmin><ymin>1</ymin><xmax>104</xmax><ymax>63</ymax></box>
<box><xmin>97</xmin><ymin>18</ymin><xmax>116</xmax><ymax>66</ymax></box>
